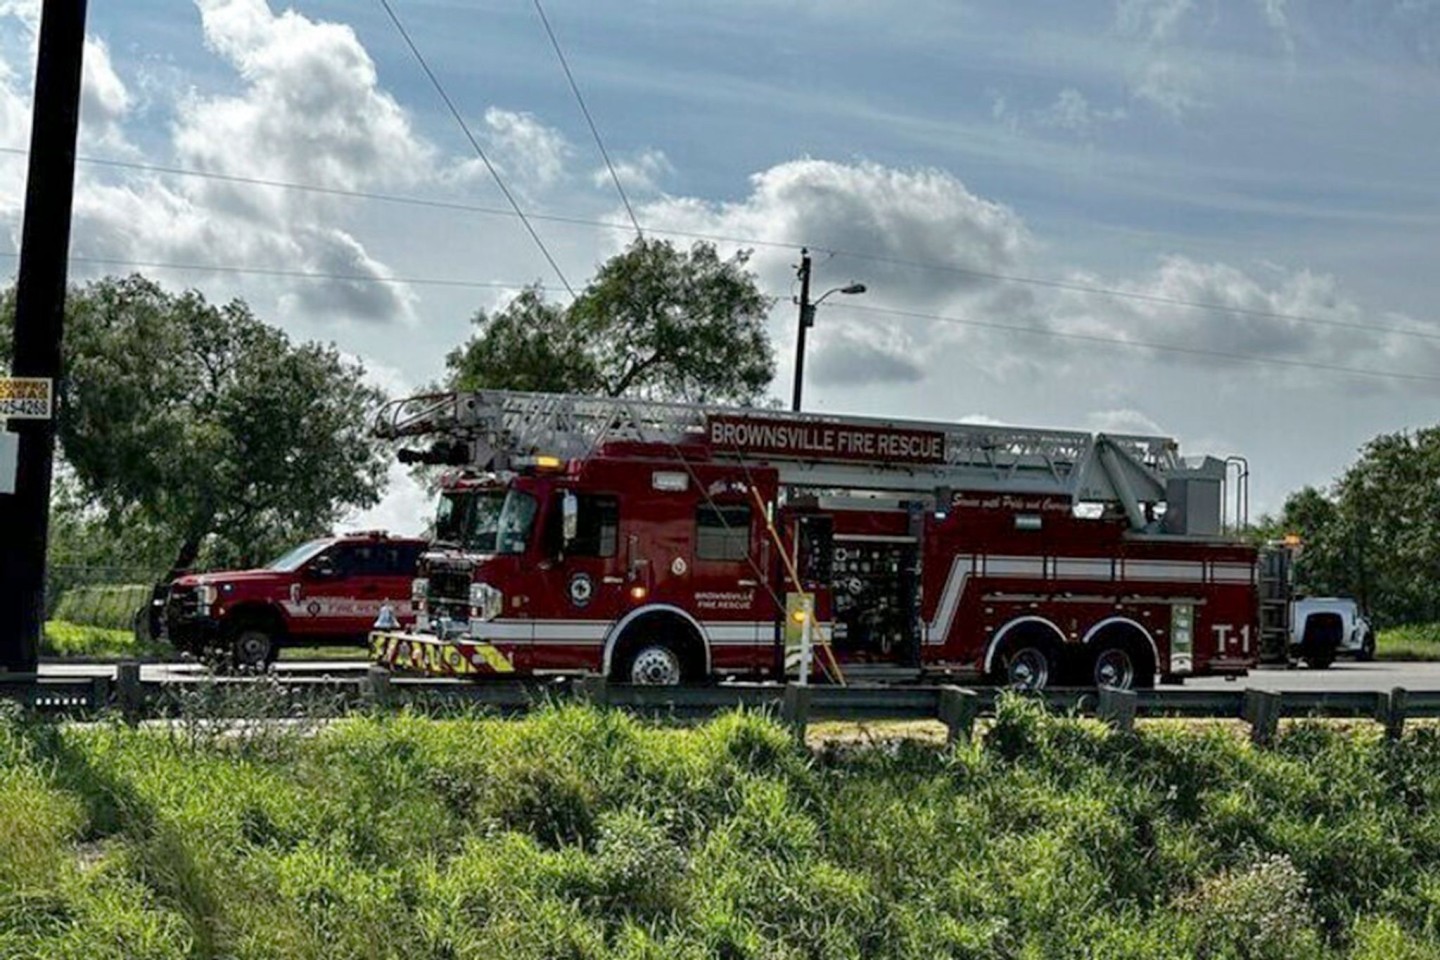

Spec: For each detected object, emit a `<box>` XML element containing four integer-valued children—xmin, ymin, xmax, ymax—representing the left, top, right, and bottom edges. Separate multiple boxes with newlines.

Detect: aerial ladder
<box><xmin>375</xmin><ymin>390</ymin><xmax>1232</xmax><ymax>536</ymax></box>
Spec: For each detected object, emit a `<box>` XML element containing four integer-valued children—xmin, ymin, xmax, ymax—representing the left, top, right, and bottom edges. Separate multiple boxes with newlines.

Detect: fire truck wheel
<box><xmin>1002</xmin><ymin>646</ymin><xmax>1053</xmax><ymax>690</ymax></box>
<box><xmin>624</xmin><ymin>644</ymin><xmax>685</xmax><ymax>685</ymax></box>
<box><xmin>231</xmin><ymin>628</ymin><xmax>276</xmax><ymax>669</ymax></box>
<box><xmin>1092</xmin><ymin>647</ymin><xmax>1135</xmax><ymax>690</ymax></box>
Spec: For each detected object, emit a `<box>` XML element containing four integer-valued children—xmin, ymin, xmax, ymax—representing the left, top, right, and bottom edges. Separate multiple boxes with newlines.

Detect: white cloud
<box><xmin>480</xmin><ymin>107</ymin><xmax>570</xmax><ymax>192</ymax></box>
<box><xmin>637</xmin><ymin>159</ymin><xmax>1032</xmax><ymax>389</ymax></box>
<box><xmin>593</xmin><ymin>147</ymin><xmax>673</xmax><ymax>195</ymax></box>
<box><xmin>1086</xmin><ymin>408</ymin><xmax>1167</xmax><ymax>436</ymax></box>
<box><xmin>55</xmin><ymin>0</ymin><xmax>435</xmax><ymax>325</ymax></box>
<box><xmin>79</xmin><ymin>36</ymin><xmax>132</xmax><ymax>153</ymax></box>
<box><xmin>1256</xmin><ymin>0</ymin><xmax>1295</xmax><ymax>60</ymax></box>
<box><xmin>1130</xmin><ymin>57</ymin><xmax>1205</xmax><ymax>119</ymax></box>
<box><xmin>1115</xmin><ymin>0</ymin><xmax>1195</xmax><ymax>43</ymax></box>
<box><xmin>994</xmin><ymin>87</ymin><xmax>1129</xmax><ymax>138</ymax></box>
<box><xmin>636</xmin><ymin>155</ymin><xmax>1440</xmax><ymax>399</ymax></box>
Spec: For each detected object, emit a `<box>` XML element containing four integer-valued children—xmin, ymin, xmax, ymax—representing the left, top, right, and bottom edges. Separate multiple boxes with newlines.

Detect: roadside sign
<box><xmin>0</xmin><ymin>432</ymin><xmax>16</xmax><ymax>494</ymax></box>
<box><xmin>0</xmin><ymin>377</ymin><xmax>53</xmax><ymax>420</ymax></box>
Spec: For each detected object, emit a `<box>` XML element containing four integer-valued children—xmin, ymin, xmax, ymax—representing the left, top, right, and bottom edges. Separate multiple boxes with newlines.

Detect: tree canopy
<box><xmin>1264</xmin><ymin>427</ymin><xmax>1440</xmax><ymax>627</ymax></box>
<box><xmin>447</xmin><ymin>238</ymin><xmax>776</xmax><ymax>404</ymax></box>
<box><xmin>2</xmin><ymin>275</ymin><xmax>390</xmax><ymax>574</ymax></box>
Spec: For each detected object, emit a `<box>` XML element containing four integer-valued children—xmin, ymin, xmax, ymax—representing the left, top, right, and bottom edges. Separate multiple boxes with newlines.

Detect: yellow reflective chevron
<box><xmin>368</xmin><ymin>630</ymin><xmax>514</xmax><ymax>676</ymax></box>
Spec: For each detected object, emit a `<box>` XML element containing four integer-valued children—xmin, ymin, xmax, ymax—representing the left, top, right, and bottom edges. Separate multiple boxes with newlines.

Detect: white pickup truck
<box><xmin>1291</xmin><ymin>597</ymin><xmax>1374</xmax><ymax>668</ymax></box>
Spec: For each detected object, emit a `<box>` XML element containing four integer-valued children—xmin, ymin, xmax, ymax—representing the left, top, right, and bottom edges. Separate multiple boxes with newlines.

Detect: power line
<box><xmin>0</xmin><ymin>250</ymin><xmax>559</xmax><ymax>292</ymax></box>
<box><xmin>823</xmin><ymin>248</ymin><xmax>1440</xmax><ymax>344</ymax></box>
<box><xmin>531</xmin><ymin>0</ymin><xmax>643</xmax><ymax>240</ymax></box>
<box><xmin>833</xmin><ymin>301</ymin><xmax>1440</xmax><ymax>386</ymax></box>
<box><xmin>3</xmin><ymin>247</ymin><xmax>1433</xmax><ymax>385</ymax></box>
<box><xmin>374</xmin><ymin>0</ymin><xmax>575</xmax><ymax>297</ymax></box>
<box><xmin>6</xmin><ymin>142</ymin><xmax>1439</xmax><ymax>343</ymax></box>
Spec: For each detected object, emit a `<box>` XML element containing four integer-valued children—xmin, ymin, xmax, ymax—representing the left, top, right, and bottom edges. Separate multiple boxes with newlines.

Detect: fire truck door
<box><xmin>540</xmin><ymin>492</ymin><xmax>625</xmax><ymax>667</ymax></box>
<box><xmin>691</xmin><ymin>500</ymin><xmax>772</xmax><ymax>662</ymax></box>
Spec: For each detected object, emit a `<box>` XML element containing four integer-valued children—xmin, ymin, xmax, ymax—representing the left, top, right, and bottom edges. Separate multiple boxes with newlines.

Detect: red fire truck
<box><xmin>369</xmin><ymin>390</ymin><xmax>1266</xmax><ymax>688</ymax></box>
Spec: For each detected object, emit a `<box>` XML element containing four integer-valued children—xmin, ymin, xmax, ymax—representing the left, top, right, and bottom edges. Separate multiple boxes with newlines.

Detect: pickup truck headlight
<box><xmin>195</xmin><ymin>584</ymin><xmax>219</xmax><ymax>609</ymax></box>
<box><xmin>469</xmin><ymin>582</ymin><xmax>503</xmax><ymax>622</ymax></box>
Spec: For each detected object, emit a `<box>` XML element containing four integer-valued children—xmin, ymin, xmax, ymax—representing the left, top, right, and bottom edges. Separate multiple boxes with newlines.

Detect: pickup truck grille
<box><xmin>165</xmin><ymin>585</ymin><xmax>206</xmax><ymax>622</ymax></box>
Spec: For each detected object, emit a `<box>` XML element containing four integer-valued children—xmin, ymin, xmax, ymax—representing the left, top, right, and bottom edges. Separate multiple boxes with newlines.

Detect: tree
<box><xmin>1268</xmin><ymin>428</ymin><xmax>1440</xmax><ymax>627</ymax></box>
<box><xmin>2</xmin><ymin>274</ymin><xmax>390</xmax><ymax>575</ymax></box>
<box><xmin>448</xmin><ymin>238</ymin><xmax>776</xmax><ymax>404</ymax></box>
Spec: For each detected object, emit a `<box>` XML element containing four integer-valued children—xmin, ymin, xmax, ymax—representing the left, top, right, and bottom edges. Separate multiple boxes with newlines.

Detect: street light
<box><xmin>791</xmin><ymin>248</ymin><xmax>866</xmax><ymax>412</ymax></box>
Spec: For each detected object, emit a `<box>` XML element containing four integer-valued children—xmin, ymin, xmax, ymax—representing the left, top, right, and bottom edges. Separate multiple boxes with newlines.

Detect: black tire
<box><xmin>1305</xmin><ymin>646</ymin><xmax>1335</xmax><ymax>670</ymax></box>
<box><xmin>610</xmin><ymin>617</ymin><xmax>704</xmax><ymax>685</ymax></box>
<box><xmin>1090</xmin><ymin>642</ymin><xmax>1156</xmax><ymax>690</ymax></box>
<box><xmin>231</xmin><ymin>627</ymin><xmax>277</xmax><ymax>670</ymax></box>
<box><xmin>1357</xmin><ymin>630</ymin><xmax>1376</xmax><ymax>662</ymax></box>
<box><xmin>999</xmin><ymin>645</ymin><xmax>1054</xmax><ymax>690</ymax></box>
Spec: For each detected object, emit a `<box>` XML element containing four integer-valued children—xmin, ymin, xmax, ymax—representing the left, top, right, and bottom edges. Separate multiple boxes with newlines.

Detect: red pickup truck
<box><xmin>162</xmin><ymin>531</ymin><xmax>426</xmax><ymax>666</ymax></box>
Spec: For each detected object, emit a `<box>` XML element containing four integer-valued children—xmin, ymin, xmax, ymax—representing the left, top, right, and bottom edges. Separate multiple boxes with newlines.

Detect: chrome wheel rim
<box><xmin>1006</xmin><ymin>647</ymin><xmax>1049</xmax><ymax>690</ymax></box>
<box><xmin>1094</xmin><ymin>648</ymin><xmax>1135</xmax><ymax>689</ymax></box>
<box><xmin>630</xmin><ymin>645</ymin><xmax>682</xmax><ymax>685</ymax></box>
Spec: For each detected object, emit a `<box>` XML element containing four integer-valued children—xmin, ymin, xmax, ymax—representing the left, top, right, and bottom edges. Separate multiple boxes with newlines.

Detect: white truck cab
<box><xmin>1291</xmin><ymin>597</ymin><xmax>1374</xmax><ymax>667</ymax></box>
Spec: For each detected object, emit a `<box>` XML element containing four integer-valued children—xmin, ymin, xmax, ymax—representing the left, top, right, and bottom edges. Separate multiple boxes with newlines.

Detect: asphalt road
<box><xmin>35</xmin><ymin>658</ymin><xmax>1440</xmax><ymax>691</ymax></box>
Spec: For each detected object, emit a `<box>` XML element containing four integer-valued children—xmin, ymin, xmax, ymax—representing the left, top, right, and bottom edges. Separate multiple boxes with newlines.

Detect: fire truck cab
<box><xmin>372</xmin><ymin>390</ymin><xmax>1262</xmax><ymax>688</ymax></box>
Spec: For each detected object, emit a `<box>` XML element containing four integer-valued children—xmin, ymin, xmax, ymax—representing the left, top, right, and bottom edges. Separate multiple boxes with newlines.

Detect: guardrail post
<box><xmin>1385</xmin><ymin>687</ymin><xmax>1409</xmax><ymax>741</ymax></box>
<box><xmin>576</xmin><ymin>675</ymin><xmax>608</xmax><ymax>707</ymax></box>
<box><xmin>89</xmin><ymin>675</ymin><xmax>108</xmax><ymax>716</ymax></box>
<box><xmin>1243</xmin><ymin>689</ymin><xmax>1281</xmax><ymax>747</ymax></box>
<box><xmin>781</xmin><ymin>683</ymin><xmax>811</xmax><ymax>744</ymax></box>
<box><xmin>116</xmin><ymin>661</ymin><xmax>142</xmax><ymax>724</ymax></box>
<box><xmin>937</xmin><ymin>686</ymin><xmax>980</xmax><ymax>745</ymax></box>
<box><xmin>364</xmin><ymin>665</ymin><xmax>393</xmax><ymax>709</ymax></box>
<box><xmin>1097</xmin><ymin>686</ymin><xmax>1137</xmax><ymax>732</ymax></box>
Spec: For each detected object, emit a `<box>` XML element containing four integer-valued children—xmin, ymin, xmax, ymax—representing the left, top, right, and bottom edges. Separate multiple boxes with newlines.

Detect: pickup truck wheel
<box><xmin>1305</xmin><ymin>646</ymin><xmax>1336</xmax><ymax>670</ymax></box>
<box><xmin>232</xmin><ymin>628</ymin><xmax>276</xmax><ymax>669</ymax></box>
<box><xmin>1358</xmin><ymin>630</ymin><xmax>1376</xmax><ymax>662</ymax></box>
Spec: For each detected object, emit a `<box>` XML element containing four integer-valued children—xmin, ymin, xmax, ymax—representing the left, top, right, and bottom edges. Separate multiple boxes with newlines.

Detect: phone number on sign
<box><xmin>0</xmin><ymin>398</ymin><xmax>51</xmax><ymax>417</ymax></box>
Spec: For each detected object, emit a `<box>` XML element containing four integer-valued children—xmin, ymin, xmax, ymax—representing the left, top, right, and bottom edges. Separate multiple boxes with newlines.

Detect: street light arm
<box><xmin>812</xmin><ymin>283</ymin><xmax>867</xmax><ymax>307</ymax></box>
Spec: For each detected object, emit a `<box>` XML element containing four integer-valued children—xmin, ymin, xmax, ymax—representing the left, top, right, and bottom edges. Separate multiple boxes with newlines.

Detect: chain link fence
<box><xmin>42</xmin><ymin>564</ymin><xmax>171</xmax><ymax>658</ymax></box>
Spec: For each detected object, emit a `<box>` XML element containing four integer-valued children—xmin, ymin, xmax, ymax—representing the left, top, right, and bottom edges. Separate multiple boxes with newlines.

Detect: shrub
<box><xmin>1177</xmin><ymin>853</ymin><xmax>1322</xmax><ymax>959</ymax></box>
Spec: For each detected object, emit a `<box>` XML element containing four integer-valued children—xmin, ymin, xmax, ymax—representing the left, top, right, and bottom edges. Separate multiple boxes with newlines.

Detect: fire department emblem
<box><xmin>306</xmin><ymin>600</ymin><xmax>322</xmax><ymax>617</ymax></box>
<box><xmin>567</xmin><ymin>572</ymin><xmax>594</xmax><ymax>608</ymax></box>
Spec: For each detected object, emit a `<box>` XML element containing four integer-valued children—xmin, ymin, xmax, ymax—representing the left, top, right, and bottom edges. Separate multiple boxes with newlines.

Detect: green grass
<box><xmin>1376</xmin><ymin>623</ymin><xmax>1440</xmax><ymax>662</ymax></box>
<box><xmin>278</xmin><ymin>644</ymin><xmax>369</xmax><ymax>661</ymax></box>
<box><xmin>41</xmin><ymin>620</ymin><xmax>174</xmax><ymax>659</ymax></box>
<box><xmin>5</xmin><ymin>698</ymin><xmax>1440</xmax><ymax>958</ymax></box>
<box><xmin>49</xmin><ymin>583</ymin><xmax>152</xmax><ymax>632</ymax></box>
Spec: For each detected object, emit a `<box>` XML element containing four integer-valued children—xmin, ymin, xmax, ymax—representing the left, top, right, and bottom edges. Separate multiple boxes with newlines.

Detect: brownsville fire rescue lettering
<box><xmin>707</xmin><ymin>415</ymin><xmax>946</xmax><ymax>465</ymax></box>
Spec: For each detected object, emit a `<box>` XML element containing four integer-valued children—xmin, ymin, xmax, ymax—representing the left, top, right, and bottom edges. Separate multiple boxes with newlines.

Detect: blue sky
<box><xmin>2</xmin><ymin>0</ymin><xmax>1438</xmax><ymax>532</ymax></box>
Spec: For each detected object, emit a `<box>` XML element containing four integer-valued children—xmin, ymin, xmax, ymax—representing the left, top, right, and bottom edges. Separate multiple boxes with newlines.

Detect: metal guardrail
<box><xmin>1</xmin><ymin>666</ymin><xmax>1435</xmax><ymax>745</ymax></box>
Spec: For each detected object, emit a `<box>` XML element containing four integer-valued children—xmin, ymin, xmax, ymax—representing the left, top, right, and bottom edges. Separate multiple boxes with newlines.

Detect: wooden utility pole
<box><xmin>0</xmin><ymin>0</ymin><xmax>89</xmax><ymax>673</ymax></box>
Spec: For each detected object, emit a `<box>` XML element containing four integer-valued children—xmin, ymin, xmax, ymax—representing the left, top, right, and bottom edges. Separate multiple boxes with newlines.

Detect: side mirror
<box><xmin>561</xmin><ymin>491</ymin><xmax>579</xmax><ymax>546</ymax></box>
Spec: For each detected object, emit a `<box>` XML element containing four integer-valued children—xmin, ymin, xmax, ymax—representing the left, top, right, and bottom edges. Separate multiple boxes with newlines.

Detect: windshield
<box><xmin>265</xmin><ymin>538</ymin><xmax>333</xmax><ymax>572</ymax></box>
<box><xmin>496</xmin><ymin>490</ymin><xmax>539</xmax><ymax>555</ymax></box>
<box><xmin>435</xmin><ymin>489</ymin><xmax>506</xmax><ymax>551</ymax></box>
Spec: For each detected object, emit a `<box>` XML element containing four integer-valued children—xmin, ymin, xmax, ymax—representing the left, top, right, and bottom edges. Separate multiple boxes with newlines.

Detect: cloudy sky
<box><xmin>2</xmin><ymin>0</ymin><xmax>1438</xmax><ymax>534</ymax></box>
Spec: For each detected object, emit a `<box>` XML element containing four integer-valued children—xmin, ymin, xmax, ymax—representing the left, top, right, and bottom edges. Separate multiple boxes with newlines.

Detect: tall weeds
<box><xmin>1</xmin><ymin>696</ymin><xmax>1438</xmax><ymax>958</ymax></box>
